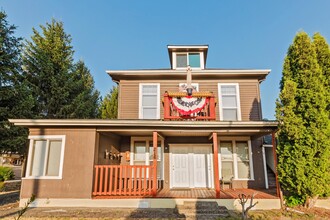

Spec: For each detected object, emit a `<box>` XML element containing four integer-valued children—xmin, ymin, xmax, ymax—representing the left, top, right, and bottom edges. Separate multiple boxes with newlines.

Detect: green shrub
<box><xmin>285</xmin><ymin>195</ymin><xmax>305</xmax><ymax>207</ymax></box>
<box><xmin>0</xmin><ymin>181</ymin><xmax>4</xmax><ymax>191</ymax></box>
<box><xmin>0</xmin><ymin>166</ymin><xmax>15</xmax><ymax>181</ymax></box>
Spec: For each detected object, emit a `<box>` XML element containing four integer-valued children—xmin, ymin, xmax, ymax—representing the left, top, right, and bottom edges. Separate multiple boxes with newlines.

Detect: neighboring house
<box><xmin>10</xmin><ymin>45</ymin><xmax>279</xmax><ymax>209</ymax></box>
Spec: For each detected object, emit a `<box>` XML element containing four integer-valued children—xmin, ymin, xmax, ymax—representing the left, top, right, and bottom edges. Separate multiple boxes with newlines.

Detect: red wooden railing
<box><xmin>93</xmin><ymin>165</ymin><xmax>158</xmax><ymax>197</ymax></box>
<box><xmin>163</xmin><ymin>91</ymin><xmax>216</xmax><ymax>120</ymax></box>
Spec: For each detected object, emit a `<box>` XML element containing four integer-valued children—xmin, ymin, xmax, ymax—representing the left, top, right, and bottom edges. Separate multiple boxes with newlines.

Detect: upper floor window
<box><xmin>26</xmin><ymin>135</ymin><xmax>65</xmax><ymax>179</ymax></box>
<box><xmin>139</xmin><ymin>84</ymin><xmax>160</xmax><ymax>119</ymax></box>
<box><xmin>174</xmin><ymin>52</ymin><xmax>204</xmax><ymax>69</ymax></box>
<box><xmin>218</xmin><ymin>83</ymin><xmax>241</xmax><ymax>121</ymax></box>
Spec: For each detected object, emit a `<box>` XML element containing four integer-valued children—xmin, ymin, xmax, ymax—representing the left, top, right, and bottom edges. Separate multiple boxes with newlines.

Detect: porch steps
<box><xmin>267</xmin><ymin>166</ymin><xmax>276</xmax><ymax>188</ymax></box>
<box><xmin>176</xmin><ymin>201</ymin><xmax>229</xmax><ymax>219</ymax></box>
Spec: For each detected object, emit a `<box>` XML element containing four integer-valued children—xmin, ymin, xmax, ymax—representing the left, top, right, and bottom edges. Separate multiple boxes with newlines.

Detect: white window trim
<box><xmin>179</xmin><ymin>83</ymin><xmax>199</xmax><ymax>92</ymax></box>
<box><xmin>25</xmin><ymin>135</ymin><xmax>66</xmax><ymax>179</ymax></box>
<box><xmin>173</xmin><ymin>52</ymin><xmax>204</xmax><ymax>69</ymax></box>
<box><xmin>218</xmin><ymin>83</ymin><xmax>242</xmax><ymax>121</ymax></box>
<box><xmin>130</xmin><ymin>137</ymin><xmax>164</xmax><ymax>180</ymax></box>
<box><xmin>218</xmin><ymin>138</ymin><xmax>254</xmax><ymax>181</ymax></box>
<box><xmin>139</xmin><ymin>83</ymin><xmax>160</xmax><ymax>119</ymax></box>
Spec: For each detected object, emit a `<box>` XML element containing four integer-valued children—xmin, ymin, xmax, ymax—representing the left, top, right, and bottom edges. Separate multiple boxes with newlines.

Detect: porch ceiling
<box><xmin>97</xmin><ymin>127</ymin><xmax>275</xmax><ymax>138</ymax></box>
<box><xmin>9</xmin><ymin>119</ymin><xmax>277</xmax><ymax>138</ymax></box>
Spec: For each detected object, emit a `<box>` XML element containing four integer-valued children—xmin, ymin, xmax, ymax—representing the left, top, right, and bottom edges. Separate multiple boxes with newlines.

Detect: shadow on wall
<box><xmin>250</xmin><ymin>98</ymin><xmax>261</xmax><ymax>121</ymax></box>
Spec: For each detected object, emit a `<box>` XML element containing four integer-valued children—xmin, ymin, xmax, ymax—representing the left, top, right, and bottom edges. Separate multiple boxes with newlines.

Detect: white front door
<box><xmin>170</xmin><ymin>144</ymin><xmax>213</xmax><ymax>188</ymax></box>
<box><xmin>193</xmin><ymin>147</ymin><xmax>210</xmax><ymax>188</ymax></box>
<box><xmin>171</xmin><ymin>146</ymin><xmax>190</xmax><ymax>188</ymax></box>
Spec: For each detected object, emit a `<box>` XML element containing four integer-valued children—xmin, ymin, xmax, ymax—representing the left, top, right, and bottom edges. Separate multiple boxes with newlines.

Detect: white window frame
<box><xmin>218</xmin><ymin>138</ymin><xmax>254</xmax><ymax>181</ymax></box>
<box><xmin>173</xmin><ymin>52</ymin><xmax>204</xmax><ymax>69</ymax></box>
<box><xmin>130</xmin><ymin>137</ymin><xmax>164</xmax><ymax>180</ymax></box>
<box><xmin>139</xmin><ymin>83</ymin><xmax>160</xmax><ymax>119</ymax></box>
<box><xmin>179</xmin><ymin>83</ymin><xmax>199</xmax><ymax>92</ymax></box>
<box><xmin>218</xmin><ymin>83</ymin><xmax>242</xmax><ymax>121</ymax></box>
<box><xmin>25</xmin><ymin>135</ymin><xmax>66</xmax><ymax>179</ymax></box>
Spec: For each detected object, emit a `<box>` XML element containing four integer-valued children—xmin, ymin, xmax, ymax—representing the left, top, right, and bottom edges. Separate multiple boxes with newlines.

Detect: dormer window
<box><xmin>176</xmin><ymin>52</ymin><xmax>202</xmax><ymax>68</ymax></box>
<box><xmin>167</xmin><ymin>45</ymin><xmax>208</xmax><ymax>70</ymax></box>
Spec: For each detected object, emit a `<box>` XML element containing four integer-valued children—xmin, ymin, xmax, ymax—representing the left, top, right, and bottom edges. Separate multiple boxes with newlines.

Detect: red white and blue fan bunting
<box><xmin>170</xmin><ymin>96</ymin><xmax>209</xmax><ymax>115</ymax></box>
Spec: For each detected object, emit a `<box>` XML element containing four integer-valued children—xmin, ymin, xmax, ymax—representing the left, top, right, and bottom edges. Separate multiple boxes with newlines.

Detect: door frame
<box><xmin>169</xmin><ymin>144</ymin><xmax>213</xmax><ymax>189</ymax></box>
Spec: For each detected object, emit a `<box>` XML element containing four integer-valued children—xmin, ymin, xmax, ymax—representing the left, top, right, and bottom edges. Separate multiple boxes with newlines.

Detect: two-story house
<box><xmin>10</xmin><ymin>45</ymin><xmax>280</xmax><ymax>209</ymax></box>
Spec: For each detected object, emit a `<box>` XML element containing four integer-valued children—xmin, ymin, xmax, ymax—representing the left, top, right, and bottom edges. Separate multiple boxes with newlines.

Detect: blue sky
<box><xmin>2</xmin><ymin>1</ymin><xmax>330</xmax><ymax>119</ymax></box>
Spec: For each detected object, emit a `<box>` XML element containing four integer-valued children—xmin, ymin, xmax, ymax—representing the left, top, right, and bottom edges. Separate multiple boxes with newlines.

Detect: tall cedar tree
<box><xmin>0</xmin><ymin>11</ymin><xmax>34</xmax><ymax>153</ymax></box>
<box><xmin>22</xmin><ymin>19</ymin><xmax>99</xmax><ymax>118</ymax></box>
<box><xmin>100</xmin><ymin>86</ymin><xmax>118</xmax><ymax>119</ymax></box>
<box><xmin>313</xmin><ymin>33</ymin><xmax>330</xmax><ymax>113</ymax></box>
<box><xmin>276</xmin><ymin>32</ymin><xmax>330</xmax><ymax>208</ymax></box>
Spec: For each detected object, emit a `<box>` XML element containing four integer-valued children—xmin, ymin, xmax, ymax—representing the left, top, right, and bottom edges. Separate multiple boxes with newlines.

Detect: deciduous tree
<box><xmin>100</xmin><ymin>86</ymin><xmax>118</xmax><ymax>119</ymax></box>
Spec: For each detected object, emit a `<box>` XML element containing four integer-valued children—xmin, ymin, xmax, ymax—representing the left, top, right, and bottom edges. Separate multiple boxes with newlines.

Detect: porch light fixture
<box><xmin>186</xmin><ymin>65</ymin><xmax>193</xmax><ymax>96</ymax></box>
<box><xmin>125</xmin><ymin>151</ymin><xmax>130</xmax><ymax>161</ymax></box>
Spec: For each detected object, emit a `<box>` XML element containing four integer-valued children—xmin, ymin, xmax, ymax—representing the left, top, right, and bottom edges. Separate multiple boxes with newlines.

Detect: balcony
<box><xmin>163</xmin><ymin>91</ymin><xmax>216</xmax><ymax>121</ymax></box>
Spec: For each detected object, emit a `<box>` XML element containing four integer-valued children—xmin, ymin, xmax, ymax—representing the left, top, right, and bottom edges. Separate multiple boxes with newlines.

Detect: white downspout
<box><xmin>262</xmin><ymin>146</ymin><xmax>269</xmax><ymax>189</ymax></box>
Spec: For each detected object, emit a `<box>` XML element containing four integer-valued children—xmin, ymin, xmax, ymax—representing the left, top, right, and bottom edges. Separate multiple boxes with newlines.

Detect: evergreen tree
<box><xmin>0</xmin><ymin>11</ymin><xmax>34</xmax><ymax>153</ymax></box>
<box><xmin>100</xmin><ymin>86</ymin><xmax>118</xmax><ymax>119</ymax></box>
<box><xmin>22</xmin><ymin>19</ymin><xmax>99</xmax><ymax>119</ymax></box>
<box><xmin>276</xmin><ymin>32</ymin><xmax>330</xmax><ymax>208</ymax></box>
<box><xmin>312</xmin><ymin>33</ymin><xmax>330</xmax><ymax>113</ymax></box>
<box><xmin>64</xmin><ymin>60</ymin><xmax>100</xmax><ymax>118</ymax></box>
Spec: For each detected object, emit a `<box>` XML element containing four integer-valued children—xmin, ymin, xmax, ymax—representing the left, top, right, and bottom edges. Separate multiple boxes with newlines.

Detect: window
<box><xmin>220</xmin><ymin>142</ymin><xmax>234</xmax><ymax>181</ymax></box>
<box><xmin>139</xmin><ymin>84</ymin><xmax>160</xmax><ymax>119</ymax></box>
<box><xmin>236</xmin><ymin>142</ymin><xmax>250</xmax><ymax>179</ymax></box>
<box><xmin>179</xmin><ymin>83</ymin><xmax>199</xmax><ymax>92</ymax></box>
<box><xmin>218</xmin><ymin>83</ymin><xmax>241</xmax><ymax>121</ymax></box>
<box><xmin>174</xmin><ymin>52</ymin><xmax>203</xmax><ymax>69</ymax></box>
<box><xmin>131</xmin><ymin>137</ymin><xmax>164</xmax><ymax>179</ymax></box>
<box><xmin>26</xmin><ymin>135</ymin><xmax>65</xmax><ymax>179</ymax></box>
<box><xmin>218</xmin><ymin>140</ymin><xmax>253</xmax><ymax>180</ymax></box>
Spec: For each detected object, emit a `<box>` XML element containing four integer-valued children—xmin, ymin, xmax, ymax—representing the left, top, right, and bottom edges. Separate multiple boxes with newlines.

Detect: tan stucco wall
<box><xmin>21</xmin><ymin>128</ymin><xmax>97</xmax><ymax>199</ymax></box>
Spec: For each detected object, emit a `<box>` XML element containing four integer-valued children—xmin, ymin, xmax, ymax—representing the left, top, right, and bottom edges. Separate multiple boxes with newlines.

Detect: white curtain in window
<box><xmin>46</xmin><ymin>140</ymin><xmax>62</xmax><ymax>176</ymax></box>
<box><xmin>31</xmin><ymin>140</ymin><xmax>47</xmax><ymax>176</ymax></box>
<box><xmin>236</xmin><ymin>142</ymin><xmax>250</xmax><ymax>179</ymax></box>
<box><xmin>134</xmin><ymin>141</ymin><xmax>146</xmax><ymax>161</ymax></box>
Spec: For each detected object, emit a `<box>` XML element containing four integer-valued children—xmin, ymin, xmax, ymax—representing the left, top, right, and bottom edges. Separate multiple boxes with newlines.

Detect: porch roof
<box><xmin>9</xmin><ymin>119</ymin><xmax>277</xmax><ymax>138</ymax></box>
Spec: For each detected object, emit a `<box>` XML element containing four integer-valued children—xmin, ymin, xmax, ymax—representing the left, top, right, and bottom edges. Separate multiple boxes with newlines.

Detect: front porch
<box><xmin>93</xmin><ymin>128</ymin><xmax>279</xmax><ymax>200</ymax></box>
